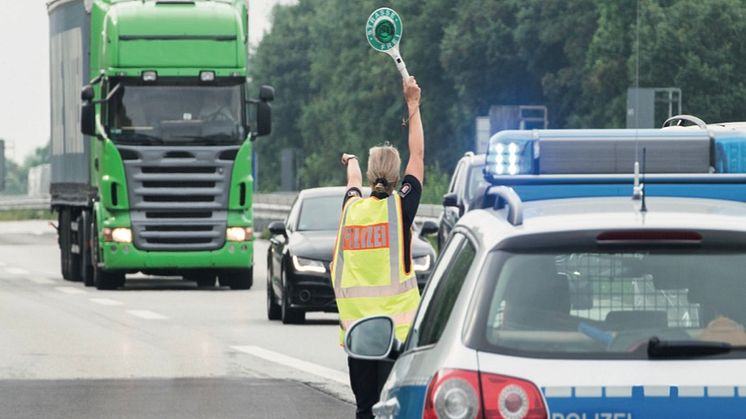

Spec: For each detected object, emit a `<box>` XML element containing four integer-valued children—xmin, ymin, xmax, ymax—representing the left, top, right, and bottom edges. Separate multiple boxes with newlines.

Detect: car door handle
<box><xmin>372</xmin><ymin>397</ymin><xmax>399</xmax><ymax>418</ymax></box>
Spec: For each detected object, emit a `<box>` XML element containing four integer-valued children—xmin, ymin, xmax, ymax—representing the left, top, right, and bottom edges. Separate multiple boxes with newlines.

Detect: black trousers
<box><xmin>347</xmin><ymin>357</ymin><xmax>394</xmax><ymax>419</ymax></box>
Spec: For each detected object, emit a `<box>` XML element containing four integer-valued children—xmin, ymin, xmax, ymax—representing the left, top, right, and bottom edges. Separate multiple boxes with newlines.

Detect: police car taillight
<box><xmin>423</xmin><ymin>369</ymin><xmax>481</xmax><ymax>419</ymax></box>
<box><xmin>481</xmin><ymin>373</ymin><xmax>546</xmax><ymax>419</ymax></box>
<box><xmin>423</xmin><ymin>369</ymin><xmax>546</xmax><ymax>419</ymax></box>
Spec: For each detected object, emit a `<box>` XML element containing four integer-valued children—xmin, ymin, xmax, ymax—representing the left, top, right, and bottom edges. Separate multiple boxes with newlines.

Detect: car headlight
<box><xmin>103</xmin><ymin>227</ymin><xmax>132</xmax><ymax>243</ymax></box>
<box><xmin>292</xmin><ymin>255</ymin><xmax>326</xmax><ymax>273</ymax></box>
<box><xmin>413</xmin><ymin>255</ymin><xmax>431</xmax><ymax>272</ymax></box>
<box><xmin>226</xmin><ymin>227</ymin><xmax>253</xmax><ymax>242</ymax></box>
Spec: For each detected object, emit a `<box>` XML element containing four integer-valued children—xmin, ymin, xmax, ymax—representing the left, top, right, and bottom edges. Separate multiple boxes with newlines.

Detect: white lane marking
<box><xmin>55</xmin><ymin>286</ymin><xmax>88</xmax><ymax>295</ymax></box>
<box><xmin>6</xmin><ymin>267</ymin><xmax>30</xmax><ymax>275</ymax></box>
<box><xmin>231</xmin><ymin>345</ymin><xmax>348</xmax><ymax>385</ymax></box>
<box><xmin>28</xmin><ymin>277</ymin><xmax>54</xmax><ymax>285</ymax></box>
<box><xmin>127</xmin><ymin>310</ymin><xmax>168</xmax><ymax>320</ymax></box>
<box><xmin>89</xmin><ymin>298</ymin><xmax>124</xmax><ymax>306</ymax></box>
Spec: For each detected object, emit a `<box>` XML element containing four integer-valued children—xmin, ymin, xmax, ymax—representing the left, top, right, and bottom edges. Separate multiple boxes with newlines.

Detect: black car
<box><xmin>266</xmin><ymin>187</ymin><xmax>438</xmax><ymax>324</ymax></box>
<box><xmin>438</xmin><ymin>152</ymin><xmax>486</xmax><ymax>250</ymax></box>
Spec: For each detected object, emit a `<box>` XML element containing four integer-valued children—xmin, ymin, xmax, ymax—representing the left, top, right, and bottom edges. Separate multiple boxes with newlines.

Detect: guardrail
<box><xmin>0</xmin><ymin>194</ymin><xmax>441</xmax><ymax>226</ymax></box>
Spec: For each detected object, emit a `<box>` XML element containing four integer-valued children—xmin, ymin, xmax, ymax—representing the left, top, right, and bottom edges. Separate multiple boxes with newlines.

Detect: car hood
<box><xmin>288</xmin><ymin>231</ymin><xmax>337</xmax><ymax>262</ymax></box>
<box><xmin>289</xmin><ymin>231</ymin><xmax>435</xmax><ymax>262</ymax></box>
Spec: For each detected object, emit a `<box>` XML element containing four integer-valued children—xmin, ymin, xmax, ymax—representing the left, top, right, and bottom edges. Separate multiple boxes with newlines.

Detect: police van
<box><xmin>344</xmin><ymin>118</ymin><xmax>746</xmax><ymax>419</ymax></box>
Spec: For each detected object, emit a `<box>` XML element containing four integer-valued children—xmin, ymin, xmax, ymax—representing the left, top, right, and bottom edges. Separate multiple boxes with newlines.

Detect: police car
<box><xmin>345</xmin><ymin>120</ymin><xmax>746</xmax><ymax>419</ymax></box>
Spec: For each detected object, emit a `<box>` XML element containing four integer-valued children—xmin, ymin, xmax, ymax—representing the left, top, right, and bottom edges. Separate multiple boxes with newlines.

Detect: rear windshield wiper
<box><xmin>647</xmin><ymin>337</ymin><xmax>746</xmax><ymax>359</ymax></box>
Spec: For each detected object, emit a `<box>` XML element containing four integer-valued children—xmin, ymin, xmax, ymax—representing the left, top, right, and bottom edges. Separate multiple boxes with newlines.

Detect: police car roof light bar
<box><xmin>488</xmin><ymin>186</ymin><xmax>523</xmax><ymax>226</ymax></box>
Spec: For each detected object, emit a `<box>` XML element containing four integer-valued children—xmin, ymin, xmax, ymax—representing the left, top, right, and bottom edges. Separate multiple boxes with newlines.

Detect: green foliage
<box><xmin>0</xmin><ymin>209</ymin><xmax>54</xmax><ymax>221</ymax></box>
<box><xmin>420</xmin><ymin>164</ymin><xmax>450</xmax><ymax>205</ymax></box>
<box><xmin>0</xmin><ymin>141</ymin><xmax>51</xmax><ymax>195</ymax></box>
<box><xmin>251</xmin><ymin>0</ymin><xmax>746</xmax><ymax>192</ymax></box>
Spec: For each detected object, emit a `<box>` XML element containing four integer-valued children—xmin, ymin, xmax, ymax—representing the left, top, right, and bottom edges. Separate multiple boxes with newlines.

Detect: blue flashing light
<box><xmin>485</xmin><ymin>136</ymin><xmax>535</xmax><ymax>179</ymax></box>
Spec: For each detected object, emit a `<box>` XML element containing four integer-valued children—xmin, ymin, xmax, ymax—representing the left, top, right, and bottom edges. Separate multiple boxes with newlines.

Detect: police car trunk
<box><xmin>464</xmin><ymin>121</ymin><xmax>746</xmax><ymax>419</ymax></box>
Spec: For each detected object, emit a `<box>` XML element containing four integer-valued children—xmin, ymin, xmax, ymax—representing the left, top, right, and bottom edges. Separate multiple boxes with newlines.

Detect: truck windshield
<box><xmin>108</xmin><ymin>83</ymin><xmax>245</xmax><ymax>145</ymax></box>
<box><xmin>471</xmin><ymin>250</ymin><xmax>746</xmax><ymax>359</ymax></box>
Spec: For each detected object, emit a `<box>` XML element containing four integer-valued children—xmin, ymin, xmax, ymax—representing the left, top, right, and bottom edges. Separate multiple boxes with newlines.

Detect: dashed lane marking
<box><xmin>6</xmin><ymin>267</ymin><xmax>30</xmax><ymax>275</ymax></box>
<box><xmin>28</xmin><ymin>277</ymin><xmax>54</xmax><ymax>285</ymax></box>
<box><xmin>231</xmin><ymin>345</ymin><xmax>349</xmax><ymax>385</ymax></box>
<box><xmin>127</xmin><ymin>310</ymin><xmax>168</xmax><ymax>320</ymax></box>
<box><xmin>55</xmin><ymin>286</ymin><xmax>88</xmax><ymax>295</ymax></box>
<box><xmin>89</xmin><ymin>298</ymin><xmax>124</xmax><ymax>306</ymax></box>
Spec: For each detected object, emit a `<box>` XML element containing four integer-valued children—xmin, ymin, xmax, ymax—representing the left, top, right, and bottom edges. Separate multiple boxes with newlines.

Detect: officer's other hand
<box><xmin>403</xmin><ymin>76</ymin><xmax>421</xmax><ymax>108</ymax></box>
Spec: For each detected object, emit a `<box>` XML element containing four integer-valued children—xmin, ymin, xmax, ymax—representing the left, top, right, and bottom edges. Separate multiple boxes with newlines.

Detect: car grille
<box><xmin>118</xmin><ymin>145</ymin><xmax>239</xmax><ymax>251</ymax></box>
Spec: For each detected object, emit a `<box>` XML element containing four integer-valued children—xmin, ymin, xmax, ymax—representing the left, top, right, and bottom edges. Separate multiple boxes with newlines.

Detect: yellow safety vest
<box><xmin>331</xmin><ymin>192</ymin><xmax>421</xmax><ymax>345</ymax></box>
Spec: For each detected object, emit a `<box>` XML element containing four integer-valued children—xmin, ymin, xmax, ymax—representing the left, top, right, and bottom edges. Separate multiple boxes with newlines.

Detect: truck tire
<box><xmin>91</xmin><ymin>221</ymin><xmax>125</xmax><ymax>290</ymax></box>
<box><xmin>68</xmin><ymin>211</ymin><xmax>83</xmax><ymax>282</ymax></box>
<box><xmin>59</xmin><ymin>210</ymin><xmax>71</xmax><ymax>280</ymax></box>
<box><xmin>219</xmin><ymin>268</ymin><xmax>253</xmax><ymax>290</ymax></box>
<box><xmin>81</xmin><ymin>212</ymin><xmax>94</xmax><ymax>287</ymax></box>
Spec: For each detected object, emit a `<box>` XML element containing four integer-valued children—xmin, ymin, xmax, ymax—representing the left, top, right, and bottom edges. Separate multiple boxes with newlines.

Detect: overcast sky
<box><xmin>0</xmin><ymin>0</ymin><xmax>294</xmax><ymax>163</ymax></box>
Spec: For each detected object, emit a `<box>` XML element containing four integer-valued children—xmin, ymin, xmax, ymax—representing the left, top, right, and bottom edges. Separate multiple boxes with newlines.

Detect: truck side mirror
<box><xmin>259</xmin><ymin>85</ymin><xmax>274</xmax><ymax>102</ymax></box>
<box><xmin>254</xmin><ymin>85</ymin><xmax>274</xmax><ymax>138</ymax></box>
<box><xmin>81</xmin><ymin>85</ymin><xmax>95</xmax><ymax>101</ymax></box>
<box><xmin>81</xmin><ymin>84</ymin><xmax>96</xmax><ymax>137</ymax></box>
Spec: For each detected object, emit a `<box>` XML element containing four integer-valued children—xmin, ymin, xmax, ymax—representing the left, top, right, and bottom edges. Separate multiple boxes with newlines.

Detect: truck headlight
<box><xmin>292</xmin><ymin>255</ymin><xmax>326</xmax><ymax>273</ymax></box>
<box><xmin>226</xmin><ymin>227</ymin><xmax>253</xmax><ymax>242</ymax></box>
<box><xmin>103</xmin><ymin>227</ymin><xmax>132</xmax><ymax>243</ymax></box>
<box><xmin>413</xmin><ymin>255</ymin><xmax>431</xmax><ymax>272</ymax></box>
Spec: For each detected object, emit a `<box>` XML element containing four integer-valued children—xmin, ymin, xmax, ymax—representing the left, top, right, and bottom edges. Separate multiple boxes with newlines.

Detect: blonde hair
<box><xmin>367</xmin><ymin>144</ymin><xmax>401</xmax><ymax>195</ymax></box>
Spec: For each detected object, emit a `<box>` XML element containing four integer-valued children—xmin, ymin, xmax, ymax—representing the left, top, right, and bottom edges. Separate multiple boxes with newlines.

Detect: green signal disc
<box><xmin>366</xmin><ymin>7</ymin><xmax>403</xmax><ymax>52</ymax></box>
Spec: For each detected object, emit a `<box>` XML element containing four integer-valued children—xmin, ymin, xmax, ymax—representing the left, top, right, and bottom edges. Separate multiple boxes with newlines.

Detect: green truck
<box><xmin>48</xmin><ymin>0</ymin><xmax>273</xmax><ymax>290</ymax></box>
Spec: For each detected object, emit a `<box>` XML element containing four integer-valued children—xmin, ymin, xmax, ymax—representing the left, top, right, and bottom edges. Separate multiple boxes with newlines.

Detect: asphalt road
<box><xmin>0</xmin><ymin>220</ymin><xmax>354</xmax><ymax>419</ymax></box>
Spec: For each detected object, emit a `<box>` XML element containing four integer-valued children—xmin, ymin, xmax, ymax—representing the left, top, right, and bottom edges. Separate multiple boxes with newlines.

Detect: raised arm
<box><xmin>341</xmin><ymin>153</ymin><xmax>362</xmax><ymax>189</ymax></box>
<box><xmin>403</xmin><ymin>76</ymin><xmax>423</xmax><ymax>185</ymax></box>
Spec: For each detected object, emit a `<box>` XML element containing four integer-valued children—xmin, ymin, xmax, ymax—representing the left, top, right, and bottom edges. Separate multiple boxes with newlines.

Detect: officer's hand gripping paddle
<box><xmin>366</xmin><ymin>8</ymin><xmax>409</xmax><ymax>80</ymax></box>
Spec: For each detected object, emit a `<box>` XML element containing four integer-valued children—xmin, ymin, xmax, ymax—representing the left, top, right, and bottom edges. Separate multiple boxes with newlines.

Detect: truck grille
<box><xmin>119</xmin><ymin>145</ymin><xmax>239</xmax><ymax>251</ymax></box>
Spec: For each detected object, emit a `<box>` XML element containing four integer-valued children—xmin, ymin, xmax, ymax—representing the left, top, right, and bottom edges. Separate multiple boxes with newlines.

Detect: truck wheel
<box><xmin>80</xmin><ymin>211</ymin><xmax>94</xmax><ymax>287</ymax></box>
<box><xmin>219</xmin><ymin>268</ymin><xmax>253</xmax><ymax>290</ymax></box>
<box><xmin>267</xmin><ymin>264</ymin><xmax>281</xmax><ymax>320</ymax></box>
<box><xmin>68</xmin><ymin>212</ymin><xmax>83</xmax><ymax>282</ymax></box>
<box><xmin>280</xmin><ymin>270</ymin><xmax>305</xmax><ymax>324</ymax></box>
<box><xmin>59</xmin><ymin>210</ymin><xmax>71</xmax><ymax>280</ymax></box>
<box><xmin>91</xmin><ymin>222</ymin><xmax>125</xmax><ymax>290</ymax></box>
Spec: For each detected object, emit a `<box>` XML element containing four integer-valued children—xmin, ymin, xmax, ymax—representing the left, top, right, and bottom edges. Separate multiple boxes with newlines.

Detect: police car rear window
<box><xmin>471</xmin><ymin>250</ymin><xmax>746</xmax><ymax>359</ymax></box>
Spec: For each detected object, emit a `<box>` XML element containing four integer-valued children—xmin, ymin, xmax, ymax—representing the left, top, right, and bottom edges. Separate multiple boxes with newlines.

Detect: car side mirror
<box><xmin>268</xmin><ymin>221</ymin><xmax>286</xmax><ymax>237</ymax></box>
<box><xmin>80</xmin><ymin>84</ymin><xmax>96</xmax><ymax>137</ymax></box>
<box><xmin>344</xmin><ymin>316</ymin><xmax>402</xmax><ymax>360</ymax></box>
<box><xmin>420</xmin><ymin>220</ymin><xmax>438</xmax><ymax>236</ymax></box>
<box><xmin>442</xmin><ymin>192</ymin><xmax>459</xmax><ymax>208</ymax></box>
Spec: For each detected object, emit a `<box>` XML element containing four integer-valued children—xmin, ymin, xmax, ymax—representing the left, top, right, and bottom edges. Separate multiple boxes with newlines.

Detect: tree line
<box><xmin>250</xmin><ymin>0</ymin><xmax>746</xmax><ymax>196</ymax></box>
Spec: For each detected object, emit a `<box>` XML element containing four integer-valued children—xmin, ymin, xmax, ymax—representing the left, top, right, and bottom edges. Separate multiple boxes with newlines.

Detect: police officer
<box><xmin>331</xmin><ymin>76</ymin><xmax>423</xmax><ymax>419</ymax></box>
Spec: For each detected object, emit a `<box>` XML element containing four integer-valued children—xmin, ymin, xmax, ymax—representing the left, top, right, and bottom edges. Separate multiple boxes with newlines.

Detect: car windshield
<box><xmin>474</xmin><ymin>250</ymin><xmax>746</xmax><ymax>359</ymax></box>
<box><xmin>108</xmin><ymin>83</ymin><xmax>245</xmax><ymax>145</ymax></box>
<box><xmin>297</xmin><ymin>196</ymin><xmax>342</xmax><ymax>231</ymax></box>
